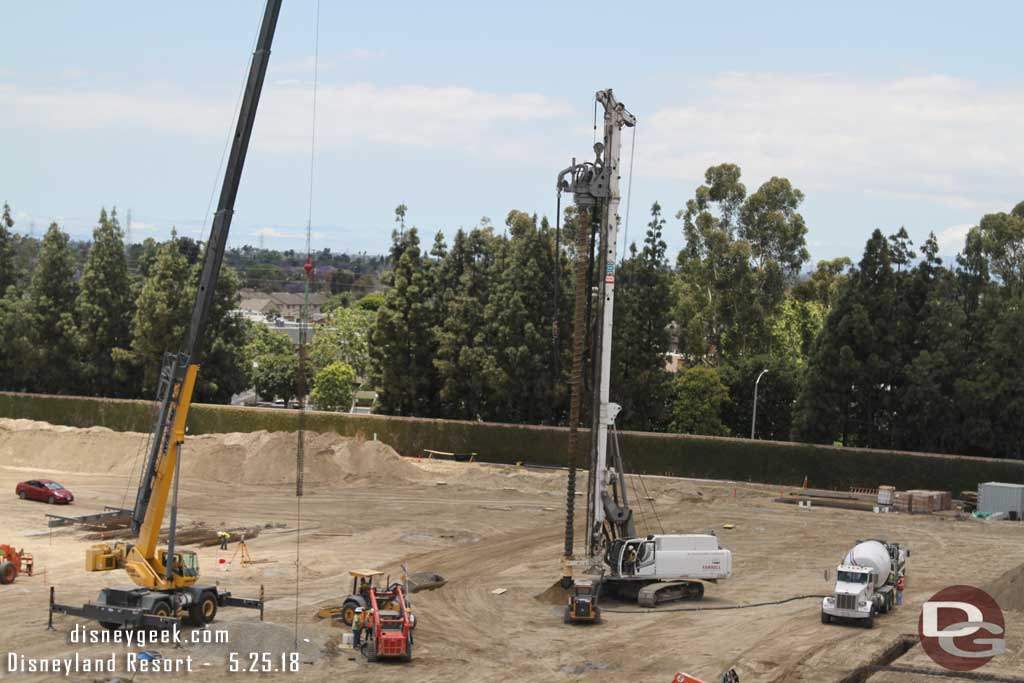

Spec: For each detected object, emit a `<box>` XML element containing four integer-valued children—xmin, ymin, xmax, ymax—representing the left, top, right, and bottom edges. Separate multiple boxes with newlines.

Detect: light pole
<box><xmin>252</xmin><ymin>360</ymin><xmax>260</xmax><ymax>406</ymax></box>
<box><xmin>751</xmin><ymin>368</ymin><xmax>768</xmax><ymax>440</ymax></box>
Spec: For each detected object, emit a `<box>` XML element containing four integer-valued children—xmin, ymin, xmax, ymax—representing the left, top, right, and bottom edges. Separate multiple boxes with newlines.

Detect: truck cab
<box><xmin>822</xmin><ymin>538</ymin><xmax>906</xmax><ymax>628</ymax></box>
<box><xmin>822</xmin><ymin>565</ymin><xmax>878</xmax><ymax>621</ymax></box>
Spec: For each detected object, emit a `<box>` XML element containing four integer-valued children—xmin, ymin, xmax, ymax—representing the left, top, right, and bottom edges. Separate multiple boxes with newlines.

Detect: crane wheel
<box><xmin>189</xmin><ymin>592</ymin><xmax>218</xmax><ymax>625</ymax></box>
<box><xmin>152</xmin><ymin>601</ymin><xmax>173</xmax><ymax>618</ymax></box>
<box><xmin>0</xmin><ymin>561</ymin><xmax>15</xmax><ymax>585</ymax></box>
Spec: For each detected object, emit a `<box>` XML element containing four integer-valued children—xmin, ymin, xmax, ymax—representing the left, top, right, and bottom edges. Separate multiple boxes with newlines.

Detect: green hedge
<box><xmin>1</xmin><ymin>391</ymin><xmax>1021</xmax><ymax>493</ymax></box>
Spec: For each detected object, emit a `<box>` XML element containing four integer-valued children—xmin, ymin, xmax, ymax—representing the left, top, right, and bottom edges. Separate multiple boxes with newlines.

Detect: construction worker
<box><xmin>624</xmin><ymin>545</ymin><xmax>638</xmax><ymax>575</ymax></box>
<box><xmin>218</xmin><ymin>531</ymin><xmax>230</xmax><ymax>550</ymax></box>
<box><xmin>896</xmin><ymin>574</ymin><xmax>905</xmax><ymax>605</ymax></box>
<box><xmin>352</xmin><ymin>608</ymin><xmax>364</xmax><ymax>649</ymax></box>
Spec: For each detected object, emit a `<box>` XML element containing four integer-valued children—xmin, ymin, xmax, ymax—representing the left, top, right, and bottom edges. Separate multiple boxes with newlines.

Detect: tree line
<box><xmin>0</xmin><ymin>204</ymin><xmax>364</xmax><ymax>411</ymax></box>
<box><xmin>4</xmin><ymin>165</ymin><xmax>1024</xmax><ymax>460</ymax></box>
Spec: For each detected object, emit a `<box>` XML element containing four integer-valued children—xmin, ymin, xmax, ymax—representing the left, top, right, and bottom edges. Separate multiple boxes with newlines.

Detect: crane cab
<box><xmin>158</xmin><ymin>549</ymin><xmax>200</xmax><ymax>580</ymax></box>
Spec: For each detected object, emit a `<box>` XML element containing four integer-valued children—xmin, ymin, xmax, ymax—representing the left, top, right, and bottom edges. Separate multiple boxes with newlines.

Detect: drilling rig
<box><xmin>558</xmin><ymin>90</ymin><xmax>731</xmax><ymax>610</ymax></box>
<box><xmin>49</xmin><ymin>0</ymin><xmax>281</xmax><ymax>630</ymax></box>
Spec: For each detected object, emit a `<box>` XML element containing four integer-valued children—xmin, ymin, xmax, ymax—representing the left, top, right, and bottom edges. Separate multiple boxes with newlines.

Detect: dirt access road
<box><xmin>1</xmin><ymin>418</ymin><xmax>1022</xmax><ymax>683</ymax></box>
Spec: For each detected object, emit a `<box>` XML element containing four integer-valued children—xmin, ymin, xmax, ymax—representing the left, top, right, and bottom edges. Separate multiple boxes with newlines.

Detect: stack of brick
<box><xmin>905</xmin><ymin>489</ymin><xmax>952</xmax><ymax>512</ymax></box>
<box><xmin>910</xmin><ymin>491</ymin><xmax>935</xmax><ymax>514</ymax></box>
<box><xmin>891</xmin><ymin>491</ymin><xmax>911</xmax><ymax>512</ymax></box>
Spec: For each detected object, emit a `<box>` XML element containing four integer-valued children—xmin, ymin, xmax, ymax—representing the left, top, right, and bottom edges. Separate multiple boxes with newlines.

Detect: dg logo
<box><xmin>919</xmin><ymin>585</ymin><xmax>1005</xmax><ymax>672</ymax></box>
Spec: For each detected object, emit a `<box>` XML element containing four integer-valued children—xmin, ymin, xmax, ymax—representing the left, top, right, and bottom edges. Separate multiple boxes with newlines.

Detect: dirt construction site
<box><xmin>2</xmin><ymin>417</ymin><xmax>1024</xmax><ymax>683</ymax></box>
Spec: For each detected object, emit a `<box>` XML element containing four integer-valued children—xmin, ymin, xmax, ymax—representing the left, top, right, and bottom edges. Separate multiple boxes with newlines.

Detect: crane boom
<box><xmin>131</xmin><ymin>0</ymin><xmax>282</xmax><ymax>570</ymax></box>
<box><xmin>54</xmin><ymin>0</ymin><xmax>281</xmax><ymax>630</ymax></box>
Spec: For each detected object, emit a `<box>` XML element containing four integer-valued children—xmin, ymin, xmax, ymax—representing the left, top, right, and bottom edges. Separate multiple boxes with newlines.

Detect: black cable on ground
<box><xmin>601</xmin><ymin>594</ymin><xmax>828</xmax><ymax>614</ymax></box>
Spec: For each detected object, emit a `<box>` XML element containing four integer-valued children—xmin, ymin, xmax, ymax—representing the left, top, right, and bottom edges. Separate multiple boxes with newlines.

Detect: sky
<box><xmin>2</xmin><ymin>1</ymin><xmax>1023</xmax><ymax>264</ymax></box>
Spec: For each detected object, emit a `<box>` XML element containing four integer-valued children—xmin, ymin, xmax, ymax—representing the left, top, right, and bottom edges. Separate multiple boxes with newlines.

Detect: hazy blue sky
<box><xmin>2</xmin><ymin>1</ymin><xmax>1022</xmax><ymax>263</ymax></box>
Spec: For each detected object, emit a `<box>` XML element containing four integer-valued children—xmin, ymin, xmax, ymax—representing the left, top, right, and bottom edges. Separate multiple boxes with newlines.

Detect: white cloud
<box><xmin>59</xmin><ymin>68</ymin><xmax>88</xmax><ymax>80</ymax></box>
<box><xmin>0</xmin><ymin>81</ymin><xmax>573</xmax><ymax>162</ymax></box>
<box><xmin>935</xmin><ymin>223</ymin><xmax>973</xmax><ymax>256</ymax></box>
<box><xmin>643</xmin><ymin>72</ymin><xmax>1024</xmax><ymax>211</ymax></box>
<box><xmin>255</xmin><ymin>226</ymin><xmax>327</xmax><ymax>240</ymax></box>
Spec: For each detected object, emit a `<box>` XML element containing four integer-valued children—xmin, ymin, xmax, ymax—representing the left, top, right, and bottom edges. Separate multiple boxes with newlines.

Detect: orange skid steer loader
<box><xmin>362</xmin><ymin>584</ymin><xmax>413</xmax><ymax>663</ymax></box>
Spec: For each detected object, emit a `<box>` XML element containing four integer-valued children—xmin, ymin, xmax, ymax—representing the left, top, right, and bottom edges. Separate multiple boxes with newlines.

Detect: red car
<box><xmin>16</xmin><ymin>479</ymin><xmax>74</xmax><ymax>504</ymax></box>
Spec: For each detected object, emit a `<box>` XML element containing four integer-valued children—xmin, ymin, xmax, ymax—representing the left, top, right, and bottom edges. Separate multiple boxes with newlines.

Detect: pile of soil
<box><xmin>986</xmin><ymin>561</ymin><xmax>1024</xmax><ymax>611</ymax></box>
<box><xmin>0</xmin><ymin>418</ymin><xmax>424</xmax><ymax>486</ymax></box>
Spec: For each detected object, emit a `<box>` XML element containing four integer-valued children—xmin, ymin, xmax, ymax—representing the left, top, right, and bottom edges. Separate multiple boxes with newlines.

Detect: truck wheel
<box><xmin>189</xmin><ymin>591</ymin><xmax>218</xmax><ymax>625</ymax></box>
<box><xmin>821</xmin><ymin>610</ymin><xmax>830</xmax><ymax>624</ymax></box>
<box><xmin>863</xmin><ymin>612</ymin><xmax>874</xmax><ymax>629</ymax></box>
<box><xmin>0</xmin><ymin>561</ymin><xmax>15</xmax><ymax>585</ymax></box>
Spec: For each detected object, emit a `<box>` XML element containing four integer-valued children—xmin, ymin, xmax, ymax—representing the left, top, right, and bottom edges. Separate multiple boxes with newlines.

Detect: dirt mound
<box><xmin>534</xmin><ymin>581</ymin><xmax>570</xmax><ymax>605</ymax></box>
<box><xmin>0</xmin><ymin>418</ymin><xmax>425</xmax><ymax>486</ymax></box>
<box><xmin>986</xmin><ymin>561</ymin><xmax>1024</xmax><ymax>611</ymax></box>
<box><xmin>0</xmin><ymin>418</ymin><xmax>142</xmax><ymax>476</ymax></box>
<box><xmin>183</xmin><ymin>429</ymin><xmax>425</xmax><ymax>485</ymax></box>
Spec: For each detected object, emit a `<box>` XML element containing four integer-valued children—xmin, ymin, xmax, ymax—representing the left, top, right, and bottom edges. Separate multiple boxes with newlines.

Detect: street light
<box><xmin>751</xmin><ymin>368</ymin><xmax>768</xmax><ymax>440</ymax></box>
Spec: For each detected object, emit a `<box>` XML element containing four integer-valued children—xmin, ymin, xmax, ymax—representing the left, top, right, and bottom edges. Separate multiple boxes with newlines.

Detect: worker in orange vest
<box><xmin>896</xmin><ymin>574</ymin><xmax>905</xmax><ymax>606</ymax></box>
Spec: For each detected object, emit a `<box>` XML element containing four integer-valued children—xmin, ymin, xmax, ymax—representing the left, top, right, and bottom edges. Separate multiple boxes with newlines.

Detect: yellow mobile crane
<box><xmin>49</xmin><ymin>0</ymin><xmax>281</xmax><ymax>630</ymax></box>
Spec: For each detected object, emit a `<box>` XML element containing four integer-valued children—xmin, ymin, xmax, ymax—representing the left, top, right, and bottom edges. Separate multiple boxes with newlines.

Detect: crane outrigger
<box><xmin>50</xmin><ymin>0</ymin><xmax>282</xmax><ymax>629</ymax></box>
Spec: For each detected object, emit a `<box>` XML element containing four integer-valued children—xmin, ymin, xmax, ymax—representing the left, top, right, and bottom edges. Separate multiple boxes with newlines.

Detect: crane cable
<box><xmin>121</xmin><ymin>12</ymin><xmax>264</xmax><ymax>513</ymax></box>
<box><xmin>294</xmin><ymin>0</ymin><xmax>321</xmax><ymax>650</ymax></box>
<box><xmin>201</xmin><ymin>10</ymin><xmax>264</xmax><ymax>238</ymax></box>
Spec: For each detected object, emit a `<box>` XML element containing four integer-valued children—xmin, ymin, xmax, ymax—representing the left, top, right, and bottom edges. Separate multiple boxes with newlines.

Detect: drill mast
<box><xmin>558</xmin><ymin>89</ymin><xmax>636</xmax><ymax>564</ymax></box>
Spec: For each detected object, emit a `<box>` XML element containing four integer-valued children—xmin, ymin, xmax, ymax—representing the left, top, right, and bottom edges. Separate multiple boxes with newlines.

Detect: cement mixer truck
<box><xmin>821</xmin><ymin>539</ymin><xmax>908</xmax><ymax>628</ymax></box>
